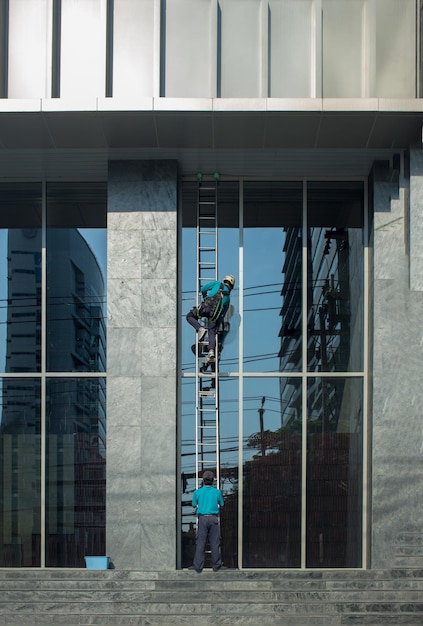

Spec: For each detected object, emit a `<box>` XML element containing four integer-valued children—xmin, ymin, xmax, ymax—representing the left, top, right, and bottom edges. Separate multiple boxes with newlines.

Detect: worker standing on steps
<box><xmin>189</xmin><ymin>470</ymin><xmax>224</xmax><ymax>573</ymax></box>
<box><xmin>186</xmin><ymin>274</ymin><xmax>235</xmax><ymax>363</ymax></box>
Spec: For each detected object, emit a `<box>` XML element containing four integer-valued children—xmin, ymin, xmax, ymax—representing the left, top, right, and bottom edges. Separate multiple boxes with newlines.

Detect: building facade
<box><xmin>0</xmin><ymin>0</ymin><xmax>422</xmax><ymax>573</ymax></box>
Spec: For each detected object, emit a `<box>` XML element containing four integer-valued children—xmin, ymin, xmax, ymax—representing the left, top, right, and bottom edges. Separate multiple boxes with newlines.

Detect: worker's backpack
<box><xmin>198</xmin><ymin>283</ymin><xmax>225</xmax><ymax>322</ymax></box>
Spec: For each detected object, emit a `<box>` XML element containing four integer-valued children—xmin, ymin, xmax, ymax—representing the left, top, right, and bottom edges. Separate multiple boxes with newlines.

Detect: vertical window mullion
<box><xmin>362</xmin><ymin>178</ymin><xmax>369</xmax><ymax>569</ymax></box>
<box><xmin>40</xmin><ymin>181</ymin><xmax>47</xmax><ymax>568</ymax></box>
<box><xmin>238</xmin><ymin>179</ymin><xmax>244</xmax><ymax>569</ymax></box>
<box><xmin>301</xmin><ymin>180</ymin><xmax>307</xmax><ymax>569</ymax></box>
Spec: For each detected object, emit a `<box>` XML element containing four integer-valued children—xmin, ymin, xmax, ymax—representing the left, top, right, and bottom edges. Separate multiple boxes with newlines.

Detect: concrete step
<box><xmin>0</xmin><ymin>568</ymin><xmax>421</xmax><ymax>626</ymax></box>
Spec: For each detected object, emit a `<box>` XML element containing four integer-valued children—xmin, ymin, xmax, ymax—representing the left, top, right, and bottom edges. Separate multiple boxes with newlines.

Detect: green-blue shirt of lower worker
<box><xmin>192</xmin><ymin>485</ymin><xmax>224</xmax><ymax>515</ymax></box>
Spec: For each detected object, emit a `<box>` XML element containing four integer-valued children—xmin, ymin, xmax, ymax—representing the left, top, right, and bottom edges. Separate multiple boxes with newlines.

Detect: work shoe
<box><xmin>213</xmin><ymin>565</ymin><xmax>227</xmax><ymax>572</ymax></box>
<box><xmin>208</xmin><ymin>350</ymin><xmax>215</xmax><ymax>363</ymax></box>
<box><xmin>188</xmin><ymin>565</ymin><xmax>202</xmax><ymax>573</ymax></box>
<box><xmin>198</xmin><ymin>328</ymin><xmax>207</xmax><ymax>342</ymax></box>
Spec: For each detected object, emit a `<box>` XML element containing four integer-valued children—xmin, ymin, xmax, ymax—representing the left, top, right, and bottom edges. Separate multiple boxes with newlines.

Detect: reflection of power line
<box><xmin>182</xmin><ymin>278</ymin><xmax>332</xmax><ymax>302</ymax></box>
<box><xmin>181</xmin><ymin>349</ymin><xmax>301</xmax><ymax>373</ymax></box>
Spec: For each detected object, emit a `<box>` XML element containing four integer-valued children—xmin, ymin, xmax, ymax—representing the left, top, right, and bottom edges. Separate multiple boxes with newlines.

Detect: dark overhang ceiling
<box><xmin>0</xmin><ymin>105</ymin><xmax>421</xmax><ymax>151</ymax></box>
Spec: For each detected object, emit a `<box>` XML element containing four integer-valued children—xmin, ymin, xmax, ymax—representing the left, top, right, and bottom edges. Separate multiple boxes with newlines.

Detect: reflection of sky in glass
<box><xmin>244</xmin><ymin>228</ymin><xmax>286</xmax><ymax>372</ymax></box>
<box><xmin>78</xmin><ymin>228</ymin><xmax>107</xmax><ymax>279</ymax></box>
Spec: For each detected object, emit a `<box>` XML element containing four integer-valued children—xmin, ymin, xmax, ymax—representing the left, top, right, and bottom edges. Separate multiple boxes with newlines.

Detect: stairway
<box><xmin>0</xmin><ymin>568</ymin><xmax>422</xmax><ymax>625</ymax></box>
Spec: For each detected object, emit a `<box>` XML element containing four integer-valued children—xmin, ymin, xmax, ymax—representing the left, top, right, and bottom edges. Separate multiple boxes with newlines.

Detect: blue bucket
<box><xmin>84</xmin><ymin>556</ymin><xmax>110</xmax><ymax>570</ymax></box>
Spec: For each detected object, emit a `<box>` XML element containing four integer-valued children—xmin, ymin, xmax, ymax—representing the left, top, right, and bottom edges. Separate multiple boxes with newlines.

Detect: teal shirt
<box><xmin>192</xmin><ymin>485</ymin><xmax>224</xmax><ymax>515</ymax></box>
<box><xmin>200</xmin><ymin>281</ymin><xmax>231</xmax><ymax>323</ymax></box>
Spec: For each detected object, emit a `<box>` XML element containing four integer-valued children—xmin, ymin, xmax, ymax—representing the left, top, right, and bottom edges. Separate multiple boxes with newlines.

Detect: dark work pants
<box><xmin>186</xmin><ymin>309</ymin><xmax>218</xmax><ymax>351</ymax></box>
<box><xmin>193</xmin><ymin>515</ymin><xmax>221</xmax><ymax>571</ymax></box>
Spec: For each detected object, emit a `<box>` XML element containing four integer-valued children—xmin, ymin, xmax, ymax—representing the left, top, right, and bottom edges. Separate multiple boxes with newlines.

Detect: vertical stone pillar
<box><xmin>106</xmin><ymin>160</ymin><xmax>178</xmax><ymax>570</ymax></box>
<box><xmin>371</xmin><ymin>152</ymin><xmax>423</xmax><ymax>568</ymax></box>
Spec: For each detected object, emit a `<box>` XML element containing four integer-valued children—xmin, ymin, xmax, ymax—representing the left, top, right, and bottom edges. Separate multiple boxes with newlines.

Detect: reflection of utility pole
<box><xmin>259</xmin><ymin>396</ymin><xmax>266</xmax><ymax>456</ymax></box>
<box><xmin>319</xmin><ymin>306</ymin><xmax>329</xmax><ymax>433</ymax></box>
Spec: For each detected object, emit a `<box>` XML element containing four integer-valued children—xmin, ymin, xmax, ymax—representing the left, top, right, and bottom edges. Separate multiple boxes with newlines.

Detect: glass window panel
<box><xmin>244</xmin><ymin>182</ymin><xmax>302</xmax><ymax>372</ymax></box>
<box><xmin>180</xmin><ymin>378</ymin><xmax>197</xmax><ymax>568</ymax></box>
<box><xmin>269</xmin><ymin>0</ymin><xmax>313</xmax><ymax>97</ymax></box>
<box><xmin>219</xmin><ymin>0</ymin><xmax>261</xmax><ymax>97</ymax></box>
<box><xmin>219</xmin><ymin>377</ymin><xmax>239</xmax><ymax>569</ymax></box>
<box><xmin>164</xmin><ymin>0</ymin><xmax>213</xmax><ymax>97</ymax></box>
<box><xmin>60</xmin><ymin>0</ymin><xmax>107</xmax><ymax>98</ymax></box>
<box><xmin>8</xmin><ymin>0</ymin><xmax>50</xmax><ymax>98</ymax></box>
<box><xmin>0</xmin><ymin>378</ymin><xmax>41</xmax><ymax>567</ymax></box>
<box><xmin>112</xmin><ymin>0</ymin><xmax>154</xmax><ymax>98</ymax></box>
<box><xmin>374</xmin><ymin>0</ymin><xmax>416</xmax><ymax>98</ymax></box>
<box><xmin>217</xmin><ymin>201</ymin><xmax>239</xmax><ymax>373</ymax></box>
<box><xmin>322</xmin><ymin>0</ymin><xmax>365</xmax><ymax>97</ymax></box>
<box><xmin>45</xmin><ymin>377</ymin><xmax>106</xmax><ymax>568</ymax></box>
<box><xmin>243</xmin><ymin>378</ymin><xmax>301</xmax><ymax>568</ymax></box>
<box><xmin>0</xmin><ymin>184</ymin><xmax>42</xmax><ymax>374</ymax></box>
<box><xmin>306</xmin><ymin>377</ymin><xmax>363</xmax><ymax>568</ymax></box>
<box><xmin>307</xmin><ymin>182</ymin><xmax>364</xmax><ymax>373</ymax></box>
<box><xmin>46</xmin><ymin>183</ymin><xmax>107</xmax><ymax>373</ymax></box>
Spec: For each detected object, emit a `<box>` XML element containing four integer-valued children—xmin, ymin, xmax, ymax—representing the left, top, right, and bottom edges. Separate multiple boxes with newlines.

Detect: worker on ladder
<box><xmin>186</xmin><ymin>275</ymin><xmax>235</xmax><ymax>363</ymax></box>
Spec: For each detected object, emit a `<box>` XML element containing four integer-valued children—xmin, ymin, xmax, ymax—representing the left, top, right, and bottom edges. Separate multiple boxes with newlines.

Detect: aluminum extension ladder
<box><xmin>194</xmin><ymin>173</ymin><xmax>221</xmax><ymax>491</ymax></box>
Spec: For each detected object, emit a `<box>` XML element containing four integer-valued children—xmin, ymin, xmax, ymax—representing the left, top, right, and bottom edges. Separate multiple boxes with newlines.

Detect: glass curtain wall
<box><xmin>180</xmin><ymin>178</ymin><xmax>366</xmax><ymax>569</ymax></box>
<box><xmin>0</xmin><ymin>182</ymin><xmax>106</xmax><ymax>567</ymax></box>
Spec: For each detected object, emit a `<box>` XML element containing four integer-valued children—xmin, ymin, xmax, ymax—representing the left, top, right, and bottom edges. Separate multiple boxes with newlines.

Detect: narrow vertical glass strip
<box><xmin>0</xmin><ymin>0</ymin><xmax>8</xmax><ymax>97</ymax></box>
<box><xmin>105</xmin><ymin>0</ymin><xmax>113</xmax><ymax>97</ymax></box>
<box><xmin>51</xmin><ymin>0</ymin><xmax>61</xmax><ymax>98</ymax></box>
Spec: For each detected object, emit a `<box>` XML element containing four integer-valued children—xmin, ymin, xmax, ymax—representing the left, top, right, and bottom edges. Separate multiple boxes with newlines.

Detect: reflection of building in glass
<box><xmin>5</xmin><ymin>228</ymin><xmax>41</xmax><ymax>375</ymax></box>
<box><xmin>47</xmin><ymin>229</ymin><xmax>106</xmax><ymax>374</ymax></box>
<box><xmin>1</xmin><ymin>228</ymin><xmax>106</xmax><ymax>566</ymax></box>
<box><xmin>279</xmin><ymin>227</ymin><xmax>302</xmax><ymax>426</ymax></box>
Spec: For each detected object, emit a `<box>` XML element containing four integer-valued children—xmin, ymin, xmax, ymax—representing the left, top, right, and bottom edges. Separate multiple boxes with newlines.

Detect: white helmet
<box><xmin>223</xmin><ymin>275</ymin><xmax>235</xmax><ymax>290</ymax></box>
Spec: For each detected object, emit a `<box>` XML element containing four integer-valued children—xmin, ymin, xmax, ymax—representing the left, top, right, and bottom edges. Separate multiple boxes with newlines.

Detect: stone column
<box><xmin>106</xmin><ymin>160</ymin><xmax>178</xmax><ymax>570</ymax></box>
<box><xmin>371</xmin><ymin>152</ymin><xmax>423</xmax><ymax>568</ymax></box>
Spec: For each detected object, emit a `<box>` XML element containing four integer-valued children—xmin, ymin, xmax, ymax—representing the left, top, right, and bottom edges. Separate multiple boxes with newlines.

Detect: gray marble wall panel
<box><xmin>107</xmin><ymin>160</ymin><xmax>178</xmax><ymax>570</ymax></box>
<box><xmin>371</xmin><ymin>156</ymin><xmax>423</xmax><ymax>569</ymax></box>
<box><xmin>410</xmin><ymin>149</ymin><xmax>423</xmax><ymax>291</ymax></box>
